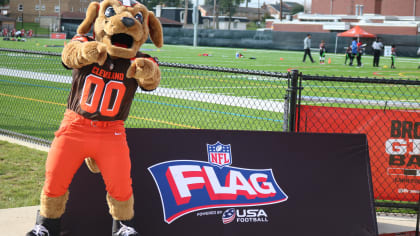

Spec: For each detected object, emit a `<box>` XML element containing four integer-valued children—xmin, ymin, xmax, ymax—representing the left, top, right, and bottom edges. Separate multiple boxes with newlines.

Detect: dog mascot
<box><xmin>27</xmin><ymin>0</ymin><xmax>162</xmax><ymax>235</ymax></box>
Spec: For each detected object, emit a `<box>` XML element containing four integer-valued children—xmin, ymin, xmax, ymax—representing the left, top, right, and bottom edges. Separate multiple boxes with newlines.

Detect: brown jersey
<box><xmin>66</xmin><ymin>52</ymin><xmax>152</xmax><ymax>121</ymax></box>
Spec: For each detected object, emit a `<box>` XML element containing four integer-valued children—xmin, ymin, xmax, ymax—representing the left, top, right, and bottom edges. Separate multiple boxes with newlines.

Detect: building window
<box><xmin>203</xmin><ymin>18</ymin><xmax>210</xmax><ymax>28</ymax></box>
<box><xmin>18</xmin><ymin>4</ymin><xmax>23</xmax><ymax>11</ymax></box>
<box><xmin>35</xmin><ymin>5</ymin><xmax>40</xmax><ymax>11</ymax></box>
<box><xmin>41</xmin><ymin>5</ymin><xmax>45</xmax><ymax>11</ymax></box>
<box><xmin>55</xmin><ymin>6</ymin><xmax>60</xmax><ymax>13</ymax></box>
<box><xmin>17</xmin><ymin>16</ymin><xmax>23</xmax><ymax>22</ymax></box>
<box><xmin>233</xmin><ymin>19</ymin><xmax>239</xmax><ymax>29</ymax></box>
<box><xmin>180</xmin><ymin>11</ymin><xmax>185</xmax><ymax>23</ymax></box>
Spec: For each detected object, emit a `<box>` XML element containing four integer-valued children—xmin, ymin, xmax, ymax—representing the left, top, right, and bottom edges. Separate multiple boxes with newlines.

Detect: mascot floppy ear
<box><xmin>148</xmin><ymin>11</ymin><xmax>163</xmax><ymax>48</ymax></box>
<box><xmin>77</xmin><ymin>1</ymin><xmax>100</xmax><ymax>35</ymax></box>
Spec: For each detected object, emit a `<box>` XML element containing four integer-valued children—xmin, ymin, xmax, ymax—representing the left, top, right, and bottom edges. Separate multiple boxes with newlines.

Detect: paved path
<box><xmin>0</xmin><ymin>205</ymin><xmax>417</xmax><ymax>235</ymax></box>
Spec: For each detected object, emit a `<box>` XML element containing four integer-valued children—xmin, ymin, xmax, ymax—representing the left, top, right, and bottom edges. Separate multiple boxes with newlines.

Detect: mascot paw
<box><xmin>81</xmin><ymin>41</ymin><xmax>108</xmax><ymax>66</ymax></box>
<box><xmin>127</xmin><ymin>58</ymin><xmax>160</xmax><ymax>91</ymax></box>
<box><xmin>85</xmin><ymin>157</ymin><xmax>101</xmax><ymax>173</ymax></box>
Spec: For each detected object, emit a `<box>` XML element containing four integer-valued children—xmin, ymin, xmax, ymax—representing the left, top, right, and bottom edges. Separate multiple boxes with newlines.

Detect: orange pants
<box><xmin>43</xmin><ymin>109</ymin><xmax>133</xmax><ymax>201</ymax></box>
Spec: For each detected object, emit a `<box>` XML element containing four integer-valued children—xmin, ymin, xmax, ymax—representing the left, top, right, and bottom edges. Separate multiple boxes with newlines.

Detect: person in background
<box><xmin>356</xmin><ymin>41</ymin><xmax>363</xmax><ymax>67</ymax></box>
<box><xmin>417</xmin><ymin>47</ymin><xmax>420</xmax><ymax>69</ymax></box>
<box><xmin>27</xmin><ymin>29</ymin><xmax>33</xmax><ymax>39</ymax></box>
<box><xmin>344</xmin><ymin>44</ymin><xmax>352</xmax><ymax>65</ymax></box>
<box><xmin>302</xmin><ymin>34</ymin><xmax>314</xmax><ymax>63</ymax></box>
<box><xmin>319</xmin><ymin>40</ymin><xmax>326</xmax><ymax>64</ymax></box>
<box><xmin>349</xmin><ymin>38</ymin><xmax>358</xmax><ymax>66</ymax></box>
<box><xmin>2</xmin><ymin>27</ymin><xmax>8</xmax><ymax>37</ymax></box>
<box><xmin>372</xmin><ymin>38</ymin><xmax>383</xmax><ymax>67</ymax></box>
<box><xmin>391</xmin><ymin>44</ymin><xmax>397</xmax><ymax>69</ymax></box>
<box><xmin>15</xmin><ymin>30</ymin><xmax>22</xmax><ymax>40</ymax></box>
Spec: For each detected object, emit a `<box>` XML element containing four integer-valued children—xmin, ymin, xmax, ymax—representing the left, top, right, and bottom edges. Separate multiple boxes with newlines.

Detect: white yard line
<box><xmin>142</xmin><ymin>87</ymin><xmax>285</xmax><ymax>112</ymax></box>
<box><xmin>2</xmin><ymin>68</ymin><xmax>418</xmax><ymax>111</ymax></box>
<box><xmin>0</xmin><ymin>68</ymin><xmax>286</xmax><ymax>112</ymax></box>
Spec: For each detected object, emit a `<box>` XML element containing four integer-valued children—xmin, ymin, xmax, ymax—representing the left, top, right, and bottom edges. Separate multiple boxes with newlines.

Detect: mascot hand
<box><xmin>127</xmin><ymin>58</ymin><xmax>160</xmax><ymax>91</ymax></box>
<box><xmin>85</xmin><ymin>157</ymin><xmax>101</xmax><ymax>173</ymax></box>
<box><xmin>81</xmin><ymin>41</ymin><xmax>108</xmax><ymax>66</ymax></box>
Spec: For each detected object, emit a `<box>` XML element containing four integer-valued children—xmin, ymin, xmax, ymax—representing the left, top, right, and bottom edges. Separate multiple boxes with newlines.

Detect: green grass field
<box><xmin>0</xmin><ymin>141</ymin><xmax>46</xmax><ymax>208</ymax></box>
<box><xmin>1</xmin><ymin>37</ymin><xmax>419</xmax><ymax>141</ymax></box>
<box><xmin>1</xmin><ymin>37</ymin><xmax>419</xmax><ymax>210</ymax></box>
<box><xmin>2</xmin><ymin>37</ymin><xmax>420</xmax><ymax>78</ymax></box>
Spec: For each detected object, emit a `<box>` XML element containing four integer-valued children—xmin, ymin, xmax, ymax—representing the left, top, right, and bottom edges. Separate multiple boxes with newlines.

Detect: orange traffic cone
<box><xmin>328</xmin><ymin>58</ymin><xmax>331</xmax><ymax>64</ymax></box>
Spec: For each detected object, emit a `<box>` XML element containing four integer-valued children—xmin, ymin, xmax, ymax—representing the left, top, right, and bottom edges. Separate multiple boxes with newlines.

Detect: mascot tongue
<box><xmin>113</xmin><ymin>42</ymin><xmax>128</xmax><ymax>48</ymax></box>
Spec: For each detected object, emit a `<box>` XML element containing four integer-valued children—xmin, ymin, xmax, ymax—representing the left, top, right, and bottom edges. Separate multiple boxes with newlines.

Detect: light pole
<box><xmin>58</xmin><ymin>0</ymin><xmax>61</xmax><ymax>32</ymax></box>
<box><xmin>193</xmin><ymin>0</ymin><xmax>198</xmax><ymax>47</ymax></box>
<box><xmin>330</xmin><ymin>0</ymin><xmax>333</xmax><ymax>15</ymax></box>
<box><xmin>257</xmin><ymin>0</ymin><xmax>260</xmax><ymax>28</ymax></box>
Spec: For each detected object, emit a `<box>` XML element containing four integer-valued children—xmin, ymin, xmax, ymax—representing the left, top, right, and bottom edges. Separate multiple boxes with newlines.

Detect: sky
<box><xmin>246</xmin><ymin>0</ymin><xmax>306</xmax><ymax>7</ymax></box>
<box><xmin>198</xmin><ymin>0</ymin><xmax>310</xmax><ymax>8</ymax></box>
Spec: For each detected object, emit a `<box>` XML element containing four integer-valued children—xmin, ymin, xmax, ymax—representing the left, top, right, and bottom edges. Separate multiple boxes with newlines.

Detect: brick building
<box><xmin>312</xmin><ymin>0</ymin><xmax>420</xmax><ymax>16</ymax></box>
<box><xmin>268</xmin><ymin>0</ymin><xmax>420</xmax><ymax>35</ymax></box>
<box><xmin>8</xmin><ymin>0</ymin><xmax>94</xmax><ymax>30</ymax></box>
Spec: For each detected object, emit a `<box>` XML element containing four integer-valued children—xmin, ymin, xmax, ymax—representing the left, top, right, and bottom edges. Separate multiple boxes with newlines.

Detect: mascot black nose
<box><xmin>122</xmin><ymin>17</ymin><xmax>135</xmax><ymax>27</ymax></box>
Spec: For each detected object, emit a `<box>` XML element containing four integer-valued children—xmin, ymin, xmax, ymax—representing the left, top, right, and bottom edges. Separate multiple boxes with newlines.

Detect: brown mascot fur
<box><xmin>27</xmin><ymin>0</ymin><xmax>163</xmax><ymax>235</ymax></box>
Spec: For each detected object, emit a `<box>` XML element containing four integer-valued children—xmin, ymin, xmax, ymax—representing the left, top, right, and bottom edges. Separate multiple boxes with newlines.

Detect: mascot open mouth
<box><xmin>111</xmin><ymin>33</ymin><xmax>134</xmax><ymax>48</ymax></box>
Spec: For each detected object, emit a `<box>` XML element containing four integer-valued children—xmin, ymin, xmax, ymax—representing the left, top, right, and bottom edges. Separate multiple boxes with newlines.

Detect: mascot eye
<box><xmin>135</xmin><ymin>12</ymin><xmax>143</xmax><ymax>23</ymax></box>
<box><xmin>105</xmin><ymin>6</ymin><xmax>116</xmax><ymax>17</ymax></box>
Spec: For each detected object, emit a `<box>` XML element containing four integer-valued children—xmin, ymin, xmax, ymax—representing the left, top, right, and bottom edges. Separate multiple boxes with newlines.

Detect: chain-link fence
<box><xmin>291</xmin><ymin>73</ymin><xmax>420</xmax><ymax>216</ymax></box>
<box><xmin>0</xmin><ymin>48</ymin><xmax>289</xmax><ymax>144</ymax></box>
<box><xmin>0</xmin><ymin>48</ymin><xmax>419</xmax><ymax>220</ymax></box>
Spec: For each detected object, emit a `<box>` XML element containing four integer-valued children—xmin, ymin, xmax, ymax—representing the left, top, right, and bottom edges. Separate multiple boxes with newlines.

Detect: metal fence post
<box><xmin>288</xmin><ymin>70</ymin><xmax>299</xmax><ymax>132</ymax></box>
<box><xmin>416</xmin><ymin>192</ymin><xmax>419</xmax><ymax>236</ymax></box>
<box><xmin>282</xmin><ymin>73</ymin><xmax>290</xmax><ymax>132</ymax></box>
<box><xmin>282</xmin><ymin>93</ymin><xmax>289</xmax><ymax>132</ymax></box>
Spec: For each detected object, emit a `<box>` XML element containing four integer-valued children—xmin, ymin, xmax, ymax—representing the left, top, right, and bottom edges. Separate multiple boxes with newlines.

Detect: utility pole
<box><xmin>213</xmin><ymin>0</ymin><xmax>216</xmax><ymax>29</ymax></box>
<box><xmin>183</xmin><ymin>0</ymin><xmax>188</xmax><ymax>27</ymax></box>
<box><xmin>279</xmin><ymin>0</ymin><xmax>283</xmax><ymax>21</ymax></box>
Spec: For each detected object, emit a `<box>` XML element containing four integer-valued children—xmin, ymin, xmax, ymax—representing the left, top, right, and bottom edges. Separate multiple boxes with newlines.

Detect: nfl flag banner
<box><xmin>148</xmin><ymin>160</ymin><xmax>288</xmax><ymax>223</ymax></box>
<box><xmin>62</xmin><ymin>128</ymin><xmax>378</xmax><ymax>236</ymax></box>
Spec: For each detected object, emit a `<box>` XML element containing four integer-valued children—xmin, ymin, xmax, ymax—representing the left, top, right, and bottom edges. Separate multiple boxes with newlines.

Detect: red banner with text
<box><xmin>50</xmin><ymin>33</ymin><xmax>66</xmax><ymax>39</ymax></box>
<box><xmin>298</xmin><ymin>105</ymin><xmax>420</xmax><ymax>202</ymax></box>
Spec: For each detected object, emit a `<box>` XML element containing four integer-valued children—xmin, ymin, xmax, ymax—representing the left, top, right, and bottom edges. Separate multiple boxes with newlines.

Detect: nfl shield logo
<box><xmin>207</xmin><ymin>141</ymin><xmax>232</xmax><ymax>168</ymax></box>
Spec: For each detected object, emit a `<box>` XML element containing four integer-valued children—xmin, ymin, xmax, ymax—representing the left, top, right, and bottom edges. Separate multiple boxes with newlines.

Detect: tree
<box><xmin>138</xmin><ymin>0</ymin><xmax>183</xmax><ymax>9</ymax></box>
<box><xmin>219</xmin><ymin>0</ymin><xmax>245</xmax><ymax>30</ymax></box>
<box><xmin>183</xmin><ymin>0</ymin><xmax>188</xmax><ymax>27</ymax></box>
<box><xmin>0</xmin><ymin>0</ymin><xmax>10</xmax><ymax>6</ymax></box>
<box><xmin>204</xmin><ymin>0</ymin><xmax>245</xmax><ymax>30</ymax></box>
<box><xmin>245</xmin><ymin>0</ymin><xmax>251</xmax><ymax>8</ymax></box>
<box><xmin>291</xmin><ymin>4</ymin><xmax>304</xmax><ymax>15</ymax></box>
<box><xmin>204</xmin><ymin>0</ymin><xmax>219</xmax><ymax>29</ymax></box>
